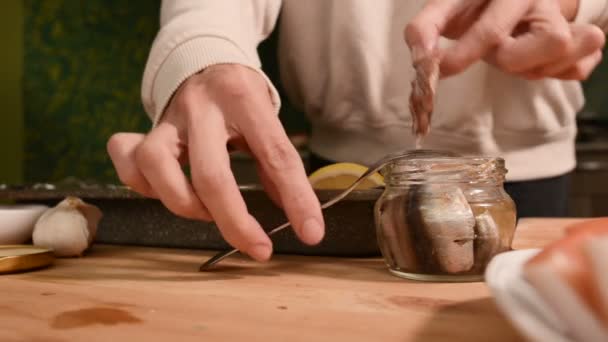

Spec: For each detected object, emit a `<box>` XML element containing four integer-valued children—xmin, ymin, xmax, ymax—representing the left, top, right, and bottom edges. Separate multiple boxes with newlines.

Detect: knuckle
<box><xmin>134</xmin><ymin>141</ymin><xmax>162</xmax><ymax>169</ymax></box>
<box><xmin>192</xmin><ymin>167</ymin><xmax>232</xmax><ymax>193</ymax></box>
<box><xmin>550</xmin><ymin>31</ymin><xmax>572</xmax><ymax>55</ymax></box>
<box><xmin>215</xmin><ymin>77</ymin><xmax>253</xmax><ymax>99</ymax></box>
<box><xmin>284</xmin><ymin>191</ymin><xmax>312</xmax><ymax>212</ymax></box>
<box><xmin>170</xmin><ymin>65</ymin><xmax>266</xmax><ymax>117</ymax></box>
<box><xmin>171</xmin><ymin>81</ymin><xmax>200</xmax><ymax>112</ymax></box>
<box><xmin>260</xmin><ymin>140</ymin><xmax>300</xmax><ymax>172</ymax></box>
<box><xmin>478</xmin><ymin>23</ymin><xmax>509</xmax><ymax>45</ymax></box>
<box><xmin>204</xmin><ymin>65</ymin><xmax>263</xmax><ymax>100</ymax></box>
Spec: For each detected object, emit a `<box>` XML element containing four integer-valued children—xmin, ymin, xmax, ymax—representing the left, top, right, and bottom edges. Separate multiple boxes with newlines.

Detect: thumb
<box><xmin>405</xmin><ymin>0</ymin><xmax>458</xmax><ymax>60</ymax></box>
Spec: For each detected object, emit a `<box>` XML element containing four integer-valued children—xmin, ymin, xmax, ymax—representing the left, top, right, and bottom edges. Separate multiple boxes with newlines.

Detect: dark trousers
<box><xmin>309</xmin><ymin>154</ymin><xmax>571</xmax><ymax>218</ymax></box>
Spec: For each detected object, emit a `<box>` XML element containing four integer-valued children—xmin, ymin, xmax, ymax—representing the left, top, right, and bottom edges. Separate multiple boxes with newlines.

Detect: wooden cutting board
<box><xmin>0</xmin><ymin>218</ymin><xmax>584</xmax><ymax>342</ymax></box>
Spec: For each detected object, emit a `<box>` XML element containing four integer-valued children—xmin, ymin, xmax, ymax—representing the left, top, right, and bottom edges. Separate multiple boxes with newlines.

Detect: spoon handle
<box><xmin>199</xmin><ymin>221</ymin><xmax>292</xmax><ymax>271</ymax></box>
<box><xmin>199</xmin><ymin>149</ymin><xmax>455</xmax><ymax>271</ymax></box>
<box><xmin>198</xmin><ymin>160</ymin><xmax>389</xmax><ymax>271</ymax></box>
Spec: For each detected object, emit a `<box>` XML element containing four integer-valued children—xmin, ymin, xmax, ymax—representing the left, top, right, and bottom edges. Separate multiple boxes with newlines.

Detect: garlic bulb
<box><xmin>32</xmin><ymin>197</ymin><xmax>103</xmax><ymax>257</ymax></box>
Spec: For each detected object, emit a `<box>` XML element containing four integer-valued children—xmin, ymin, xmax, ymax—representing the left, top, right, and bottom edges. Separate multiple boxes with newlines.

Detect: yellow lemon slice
<box><xmin>308</xmin><ymin>162</ymin><xmax>385</xmax><ymax>190</ymax></box>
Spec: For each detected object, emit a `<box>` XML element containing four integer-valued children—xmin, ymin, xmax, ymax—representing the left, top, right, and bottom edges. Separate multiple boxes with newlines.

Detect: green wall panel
<box><xmin>23</xmin><ymin>0</ymin><xmax>307</xmax><ymax>183</ymax></box>
<box><xmin>24</xmin><ymin>0</ymin><xmax>158</xmax><ymax>182</ymax></box>
<box><xmin>0</xmin><ymin>0</ymin><xmax>24</xmax><ymax>184</ymax></box>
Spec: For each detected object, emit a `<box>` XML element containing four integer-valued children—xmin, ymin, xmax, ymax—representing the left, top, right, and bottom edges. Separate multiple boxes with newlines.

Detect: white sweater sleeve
<box><xmin>575</xmin><ymin>0</ymin><xmax>608</xmax><ymax>31</ymax></box>
<box><xmin>141</xmin><ymin>0</ymin><xmax>282</xmax><ymax>125</ymax></box>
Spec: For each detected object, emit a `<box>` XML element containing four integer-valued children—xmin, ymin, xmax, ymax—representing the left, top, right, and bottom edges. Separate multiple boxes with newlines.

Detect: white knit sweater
<box><xmin>141</xmin><ymin>0</ymin><xmax>608</xmax><ymax>181</ymax></box>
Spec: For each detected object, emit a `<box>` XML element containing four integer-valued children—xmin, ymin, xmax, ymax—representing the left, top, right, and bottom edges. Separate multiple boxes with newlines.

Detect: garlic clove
<box><xmin>32</xmin><ymin>197</ymin><xmax>102</xmax><ymax>257</ymax></box>
<box><xmin>69</xmin><ymin>197</ymin><xmax>102</xmax><ymax>243</ymax></box>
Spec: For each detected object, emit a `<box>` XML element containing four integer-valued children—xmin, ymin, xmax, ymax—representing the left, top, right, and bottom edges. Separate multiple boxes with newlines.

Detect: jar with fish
<box><xmin>374</xmin><ymin>155</ymin><xmax>516</xmax><ymax>282</ymax></box>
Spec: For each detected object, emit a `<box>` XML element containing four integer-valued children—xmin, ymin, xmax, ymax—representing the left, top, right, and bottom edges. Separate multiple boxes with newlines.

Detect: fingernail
<box><xmin>248</xmin><ymin>243</ymin><xmax>272</xmax><ymax>262</ymax></box>
<box><xmin>301</xmin><ymin>218</ymin><xmax>324</xmax><ymax>245</ymax></box>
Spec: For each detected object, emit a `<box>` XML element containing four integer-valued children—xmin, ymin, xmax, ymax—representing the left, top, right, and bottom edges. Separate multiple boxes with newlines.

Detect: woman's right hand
<box><xmin>107</xmin><ymin>64</ymin><xmax>324</xmax><ymax>261</ymax></box>
<box><xmin>406</xmin><ymin>0</ymin><xmax>605</xmax><ymax>80</ymax></box>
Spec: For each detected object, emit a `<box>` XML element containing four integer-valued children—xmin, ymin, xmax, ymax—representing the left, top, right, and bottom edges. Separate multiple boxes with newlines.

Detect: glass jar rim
<box><xmin>382</xmin><ymin>155</ymin><xmax>507</xmax><ymax>186</ymax></box>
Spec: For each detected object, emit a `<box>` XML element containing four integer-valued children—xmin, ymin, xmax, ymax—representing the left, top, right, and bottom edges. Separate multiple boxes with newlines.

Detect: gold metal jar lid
<box><xmin>0</xmin><ymin>245</ymin><xmax>54</xmax><ymax>274</ymax></box>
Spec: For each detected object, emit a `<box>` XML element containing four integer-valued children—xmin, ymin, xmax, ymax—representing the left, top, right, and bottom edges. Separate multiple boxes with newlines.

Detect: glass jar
<box><xmin>374</xmin><ymin>155</ymin><xmax>516</xmax><ymax>282</ymax></box>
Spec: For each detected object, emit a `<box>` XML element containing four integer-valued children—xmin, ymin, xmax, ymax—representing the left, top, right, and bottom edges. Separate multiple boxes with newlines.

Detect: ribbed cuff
<box><xmin>149</xmin><ymin>36</ymin><xmax>281</xmax><ymax>125</ymax></box>
<box><xmin>575</xmin><ymin>0</ymin><xmax>608</xmax><ymax>31</ymax></box>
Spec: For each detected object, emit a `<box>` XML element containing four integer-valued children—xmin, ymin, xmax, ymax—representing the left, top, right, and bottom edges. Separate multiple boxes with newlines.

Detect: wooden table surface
<box><xmin>0</xmin><ymin>218</ymin><xmax>584</xmax><ymax>342</ymax></box>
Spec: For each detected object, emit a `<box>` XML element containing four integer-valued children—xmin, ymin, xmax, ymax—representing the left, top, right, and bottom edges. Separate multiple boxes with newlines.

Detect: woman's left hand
<box><xmin>406</xmin><ymin>0</ymin><xmax>606</xmax><ymax>80</ymax></box>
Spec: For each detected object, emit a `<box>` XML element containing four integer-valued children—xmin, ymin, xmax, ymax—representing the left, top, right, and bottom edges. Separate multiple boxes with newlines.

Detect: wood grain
<box><xmin>0</xmin><ymin>218</ymin><xmax>585</xmax><ymax>342</ymax></box>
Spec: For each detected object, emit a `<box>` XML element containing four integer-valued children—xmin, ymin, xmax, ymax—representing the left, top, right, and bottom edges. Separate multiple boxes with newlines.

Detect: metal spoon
<box><xmin>199</xmin><ymin>149</ymin><xmax>457</xmax><ymax>271</ymax></box>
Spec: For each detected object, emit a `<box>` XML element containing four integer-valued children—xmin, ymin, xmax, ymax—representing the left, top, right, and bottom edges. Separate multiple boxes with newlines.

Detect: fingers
<box><xmin>554</xmin><ymin>50</ymin><xmax>603</xmax><ymax>80</ymax></box>
<box><xmin>107</xmin><ymin>130</ymin><xmax>211</xmax><ymax>221</ymax></box>
<box><xmin>255</xmin><ymin>161</ymin><xmax>283</xmax><ymax>210</ymax></box>
<box><xmin>205</xmin><ymin>65</ymin><xmax>325</xmax><ymax>246</ymax></box>
<box><xmin>135</xmin><ymin>122</ymin><xmax>212</xmax><ymax>221</ymax></box>
<box><xmin>107</xmin><ymin>132</ymin><xmax>156</xmax><ymax>198</ymax></box>
<box><xmin>495</xmin><ymin>22</ymin><xmax>604</xmax><ymax>80</ymax></box>
<box><xmin>534</xmin><ymin>25</ymin><xmax>605</xmax><ymax>77</ymax></box>
<box><xmin>442</xmin><ymin>0</ymin><xmax>530</xmax><ymax>76</ymax></box>
<box><xmin>407</xmin><ymin>0</ymin><xmax>604</xmax><ymax>80</ymax></box>
<box><xmin>491</xmin><ymin>7</ymin><xmax>571</xmax><ymax>73</ymax></box>
<box><xmin>237</xmin><ymin>101</ymin><xmax>325</xmax><ymax>246</ymax></box>
<box><xmin>188</xmin><ymin>106</ymin><xmax>273</xmax><ymax>262</ymax></box>
<box><xmin>404</xmin><ymin>0</ymin><xmax>459</xmax><ymax>58</ymax></box>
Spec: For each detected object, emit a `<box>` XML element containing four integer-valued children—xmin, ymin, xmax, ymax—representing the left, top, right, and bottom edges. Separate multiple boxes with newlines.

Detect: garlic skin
<box><xmin>32</xmin><ymin>197</ymin><xmax>103</xmax><ymax>257</ymax></box>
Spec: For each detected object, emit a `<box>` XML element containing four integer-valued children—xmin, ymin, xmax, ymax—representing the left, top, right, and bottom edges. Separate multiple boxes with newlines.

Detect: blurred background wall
<box><xmin>1</xmin><ymin>0</ymin><xmax>23</xmax><ymax>184</ymax></box>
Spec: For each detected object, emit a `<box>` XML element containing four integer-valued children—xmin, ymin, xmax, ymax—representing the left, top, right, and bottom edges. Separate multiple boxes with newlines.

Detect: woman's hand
<box><xmin>406</xmin><ymin>0</ymin><xmax>605</xmax><ymax>80</ymax></box>
<box><xmin>107</xmin><ymin>65</ymin><xmax>324</xmax><ymax>261</ymax></box>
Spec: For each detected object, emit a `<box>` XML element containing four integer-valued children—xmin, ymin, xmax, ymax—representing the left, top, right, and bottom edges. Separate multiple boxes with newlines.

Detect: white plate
<box><xmin>485</xmin><ymin>249</ymin><xmax>573</xmax><ymax>342</ymax></box>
